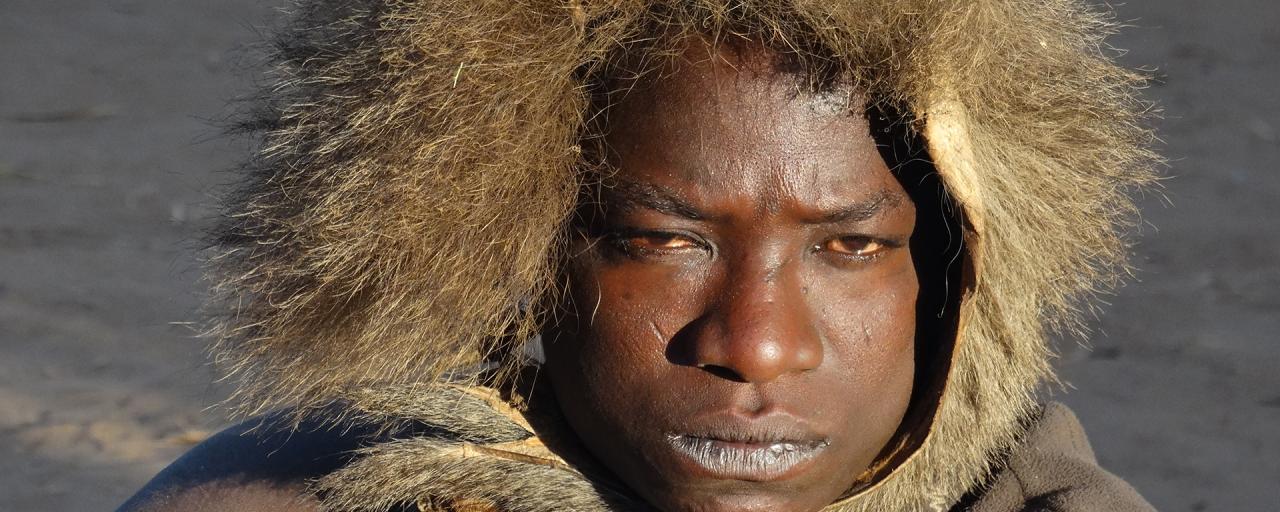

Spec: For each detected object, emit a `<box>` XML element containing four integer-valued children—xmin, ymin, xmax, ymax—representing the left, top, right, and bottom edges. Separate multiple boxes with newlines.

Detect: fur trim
<box><xmin>208</xmin><ymin>1</ymin><xmax>1157</xmax><ymax>510</ymax></box>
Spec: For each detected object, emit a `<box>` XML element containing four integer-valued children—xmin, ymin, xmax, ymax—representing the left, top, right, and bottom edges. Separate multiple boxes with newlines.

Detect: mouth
<box><xmin>665</xmin><ymin>426</ymin><xmax>830</xmax><ymax>481</ymax></box>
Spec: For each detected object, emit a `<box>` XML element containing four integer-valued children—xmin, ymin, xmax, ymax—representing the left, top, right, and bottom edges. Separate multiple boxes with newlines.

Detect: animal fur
<box><xmin>206</xmin><ymin>1</ymin><xmax>1158</xmax><ymax>510</ymax></box>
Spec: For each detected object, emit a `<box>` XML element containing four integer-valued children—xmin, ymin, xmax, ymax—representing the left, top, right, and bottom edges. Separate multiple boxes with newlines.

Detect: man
<box><xmin>121</xmin><ymin>1</ymin><xmax>1158</xmax><ymax>510</ymax></box>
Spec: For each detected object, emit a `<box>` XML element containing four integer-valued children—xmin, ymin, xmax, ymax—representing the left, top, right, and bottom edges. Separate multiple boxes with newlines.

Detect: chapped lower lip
<box><xmin>666</xmin><ymin>434</ymin><xmax>830</xmax><ymax>481</ymax></box>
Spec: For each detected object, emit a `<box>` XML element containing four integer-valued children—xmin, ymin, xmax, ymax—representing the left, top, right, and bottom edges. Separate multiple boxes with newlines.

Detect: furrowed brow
<box><xmin>603</xmin><ymin>180</ymin><xmax>706</xmax><ymax>220</ymax></box>
<box><xmin>811</xmin><ymin>190</ymin><xmax>900</xmax><ymax>224</ymax></box>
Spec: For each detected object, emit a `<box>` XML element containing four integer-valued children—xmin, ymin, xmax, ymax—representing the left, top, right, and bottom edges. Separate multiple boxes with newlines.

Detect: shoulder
<box><xmin>116</xmin><ymin>412</ymin><xmax>381</xmax><ymax>512</ymax></box>
<box><xmin>962</xmin><ymin>402</ymin><xmax>1155</xmax><ymax>512</ymax></box>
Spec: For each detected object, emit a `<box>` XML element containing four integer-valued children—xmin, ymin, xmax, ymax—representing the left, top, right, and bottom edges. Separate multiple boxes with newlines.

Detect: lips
<box><xmin>664</xmin><ymin>415</ymin><xmax>830</xmax><ymax>482</ymax></box>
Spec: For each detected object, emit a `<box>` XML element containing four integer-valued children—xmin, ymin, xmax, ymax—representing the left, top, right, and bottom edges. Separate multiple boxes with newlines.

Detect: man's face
<box><xmin>543</xmin><ymin>43</ymin><xmax>918</xmax><ymax>512</ymax></box>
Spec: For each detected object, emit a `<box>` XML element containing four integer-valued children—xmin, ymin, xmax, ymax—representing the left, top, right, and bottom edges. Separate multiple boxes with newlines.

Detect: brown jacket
<box><xmin>120</xmin><ymin>400</ymin><xmax>1152</xmax><ymax>512</ymax></box>
<box><xmin>963</xmin><ymin>403</ymin><xmax>1154</xmax><ymax>512</ymax></box>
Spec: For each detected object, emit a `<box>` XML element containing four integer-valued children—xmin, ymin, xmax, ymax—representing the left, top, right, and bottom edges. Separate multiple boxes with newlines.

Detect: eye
<box><xmin>606</xmin><ymin>230</ymin><xmax>706</xmax><ymax>259</ymax></box>
<box><xmin>816</xmin><ymin>236</ymin><xmax>890</xmax><ymax>259</ymax></box>
<box><xmin>631</xmin><ymin>233</ymin><xmax>698</xmax><ymax>249</ymax></box>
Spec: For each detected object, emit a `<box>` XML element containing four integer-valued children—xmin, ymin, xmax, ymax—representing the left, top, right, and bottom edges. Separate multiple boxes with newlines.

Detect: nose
<box><xmin>691</xmin><ymin>258</ymin><xmax>823</xmax><ymax>383</ymax></box>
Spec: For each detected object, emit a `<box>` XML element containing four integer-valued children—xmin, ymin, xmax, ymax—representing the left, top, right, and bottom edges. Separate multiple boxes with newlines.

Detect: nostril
<box><xmin>697</xmin><ymin>364</ymin><xmax>749</xmax><ymax>383</ymax></box>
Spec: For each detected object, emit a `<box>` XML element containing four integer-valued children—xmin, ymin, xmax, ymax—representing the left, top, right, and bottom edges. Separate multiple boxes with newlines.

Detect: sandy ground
<box><xmin>0</xmin><ymin>1</ymin><xmax>1276</xmax><ymax>510</ymax></box>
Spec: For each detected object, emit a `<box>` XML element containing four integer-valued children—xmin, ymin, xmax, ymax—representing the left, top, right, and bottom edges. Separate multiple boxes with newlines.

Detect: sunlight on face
<box><xmin>543</xmin><ymin>39</ymin><xmax>919</xmax><ymax>512</ymax></box>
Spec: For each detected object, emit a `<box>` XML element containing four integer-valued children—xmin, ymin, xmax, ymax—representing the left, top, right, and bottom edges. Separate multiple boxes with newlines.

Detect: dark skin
<box><xmin>117</xmin><ymin>41</ymin><xmax>920</xmax><ymax>512</ymax></box>
<box><xmin>544</xmin><ymin>41</ymin><xmax>918</xmax><ymax>512</ymax></box>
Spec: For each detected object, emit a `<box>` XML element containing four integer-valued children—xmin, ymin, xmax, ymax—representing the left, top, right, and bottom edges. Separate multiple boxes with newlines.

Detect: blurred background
<box><xmin>0</xmin><ymin>1</ymin><xmax>1276</xmax><ymax>510</ymax></box>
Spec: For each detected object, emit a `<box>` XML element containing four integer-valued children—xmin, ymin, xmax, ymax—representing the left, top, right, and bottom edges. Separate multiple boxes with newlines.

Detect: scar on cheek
<box><xmin>649</xmin><ymin>320</ymin><xmax>666</xmax><ymax>342</ymax></box>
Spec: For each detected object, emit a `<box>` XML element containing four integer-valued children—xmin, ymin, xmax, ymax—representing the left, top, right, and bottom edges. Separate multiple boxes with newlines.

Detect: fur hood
<box><xmin>207</xmin><ymin>1</ymin><xmax>1157</xmax><ymax>510</ymax></box>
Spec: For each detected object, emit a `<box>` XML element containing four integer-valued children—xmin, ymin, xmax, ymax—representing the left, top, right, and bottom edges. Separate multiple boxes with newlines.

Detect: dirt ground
<box><xmin>1</xmin><ymin>1</ymin><xmax>1276</xmax><ymax>510</ymax></box>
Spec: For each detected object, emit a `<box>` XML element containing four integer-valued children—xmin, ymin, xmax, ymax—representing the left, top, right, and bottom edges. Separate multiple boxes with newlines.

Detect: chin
<box><xmin>637</xmin><ymin>477</ymin><xmax>834</xmax><ymax>512</ymax></box>
<box><xmin>657</xmin><ymin>490</ymin><xmax>820</xmax><ymax>512</ymax></box>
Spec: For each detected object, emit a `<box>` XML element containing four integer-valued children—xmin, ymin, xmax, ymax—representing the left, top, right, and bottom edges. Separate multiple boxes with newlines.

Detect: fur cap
<box><xmin>207</xmin><ymin>1</ymin><xmax>1157</xmax><ymax>510</ymax></box>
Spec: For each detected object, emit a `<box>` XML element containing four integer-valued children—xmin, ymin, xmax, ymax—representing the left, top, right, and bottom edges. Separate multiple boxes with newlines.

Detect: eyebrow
<box><xmin>600</xmin><ymin>179</ymin><xmax>901</xmax><ymax>223</ymax></box>
<box><xmin>810</xmin><ymin>189</ymin><xmax>902</xmax><ymax>224</ymax></box>
<box><xmin>602</xmin><ymin>180</ymin><xmax>707</xmax><ymax>220</ymax></box>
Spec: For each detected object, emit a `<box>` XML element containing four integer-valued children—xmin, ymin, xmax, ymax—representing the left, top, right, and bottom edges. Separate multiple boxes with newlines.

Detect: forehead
<box><xmin>600</xmin><ymin>39</ymin><xmax>902</xmax><ymax>212</ymax></box>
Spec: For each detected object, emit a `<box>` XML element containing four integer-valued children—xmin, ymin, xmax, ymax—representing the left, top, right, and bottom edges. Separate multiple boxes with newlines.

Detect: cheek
<box><xmin>804</xmin><ymin>257</ymin><xmax>918</xmax><ymax>470</ymax></box>
<box><xmin>814</xmin><ymin>257</ymin><xmax>919</xmax><ymax>397</ymax></box>
<box><xmin>552</xmin><ymin>257</ymin><xmax>704</xmax><ymax>397</ymax></box>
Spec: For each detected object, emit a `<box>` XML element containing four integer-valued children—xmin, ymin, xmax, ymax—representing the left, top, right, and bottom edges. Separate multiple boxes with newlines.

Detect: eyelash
<box><xmin>604</xmin><ymin>229</ymin><xmax>709</xmax><ymax>259</ymax></box>
<box><xmin>812</xmin><ymin>236</ymin><xmax>900</xmax><ymax>263</ymax></box>
<box><xmin>602</xmin><ymin>229</ymin><xmax>900</xmax><ymax>264</ymax></box>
